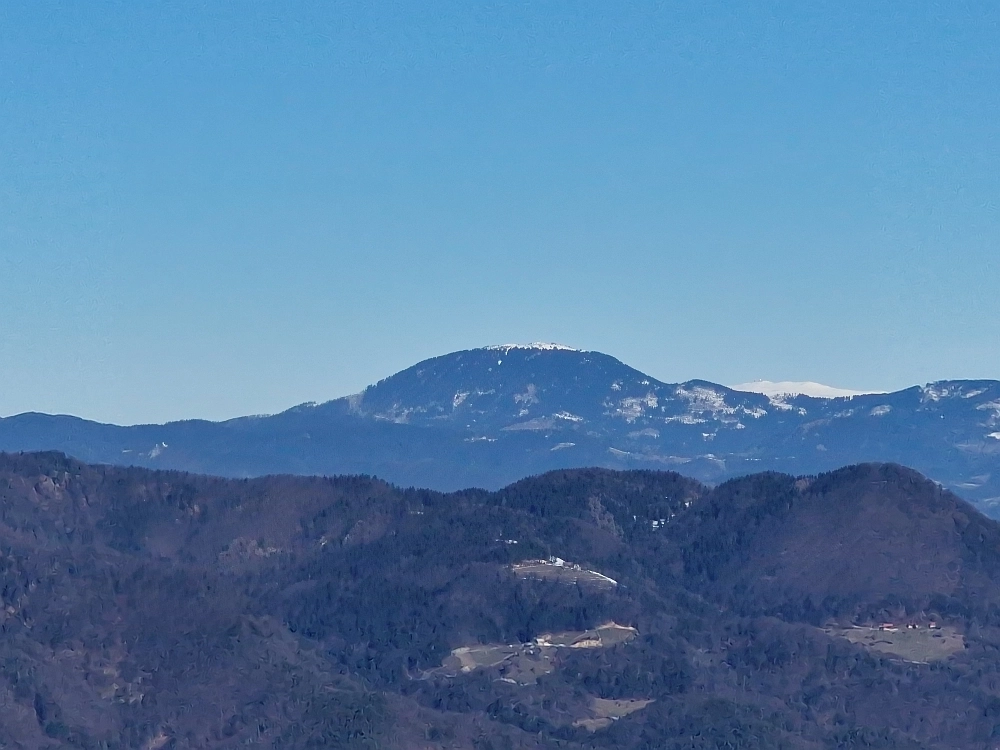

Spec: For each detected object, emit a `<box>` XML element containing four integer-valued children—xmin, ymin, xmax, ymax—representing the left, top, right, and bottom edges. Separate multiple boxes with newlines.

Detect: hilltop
<box><xmin>4</xmin><ymin>453</ymin><xmax>1000</xmax><ymax>747</ymax></box>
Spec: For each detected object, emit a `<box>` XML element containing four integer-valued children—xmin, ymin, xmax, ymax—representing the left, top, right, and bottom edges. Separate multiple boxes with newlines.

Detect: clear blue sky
<box><xmin>2</xmin><ymin>1</ymin><xmax>998</xmax><ymax>424</ymax></box>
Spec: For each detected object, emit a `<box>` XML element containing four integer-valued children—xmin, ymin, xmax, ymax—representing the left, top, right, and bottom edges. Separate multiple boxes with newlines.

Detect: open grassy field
<box><xmin>535</xmin><ymin>622</ymin><xmax>636</xmax><ymax>648</ymax></box>
<box><xmin>445</xmin><ymin>645</ymin><xmax>518</xmax><ymax>673</ymax></box>
<box><xmin>573</xmin><ymin>698</ymin><xmax>656</xmax><ymax>732</ymax></box>
<box><xmin>432</xmin><ymin>622</ymin><xmax>637</xmax><ymax>685</ymax></box>
<box><xmin>512</xmin><ymin>559</ymin><xmax>618</xmax><ymax>589</ymax></box>
<box><xmin>825</xmin><ymin>625</ymin><xmax>965</xmax><ymax>663</ymax></box>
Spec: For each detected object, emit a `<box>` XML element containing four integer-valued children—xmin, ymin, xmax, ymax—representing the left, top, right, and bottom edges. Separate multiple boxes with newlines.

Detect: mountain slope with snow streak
<box><xmin>2</xmin><ymin>347</ymin><xmax>1000</xmax><ymax>515</ymax></box>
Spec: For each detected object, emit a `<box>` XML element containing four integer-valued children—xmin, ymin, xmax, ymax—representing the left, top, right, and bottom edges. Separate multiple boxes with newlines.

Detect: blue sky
<box><xmin>2</xmin><ymin>1</ymin><xmax>998</xmax><ymax>423</ymax></box>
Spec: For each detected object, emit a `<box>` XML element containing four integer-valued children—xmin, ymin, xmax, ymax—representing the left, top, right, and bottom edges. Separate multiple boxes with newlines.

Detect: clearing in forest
<box><xmin>432</xmin><ymin>622</ymin><xmax>638</xmax><ymax>685</ymax></box>
<box><xmin>573</xmin><ymin>697</ymin><xmax>655</xmax><ymax>732</ymax></box>
<box><xmin>824</xmin><ymin>624</ymin><xmax>964</xmax><ymax>663</ymax></box>
<box><xmin>512</xmin><ymin>557</ymin><xmax>618</xmax><ymax>589</ymax></box>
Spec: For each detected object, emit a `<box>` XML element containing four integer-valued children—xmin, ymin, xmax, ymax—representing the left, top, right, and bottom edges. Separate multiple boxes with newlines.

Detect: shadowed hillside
<box><xmin>671</xmin><ymin>464</ymin><xmax>1000</xmax><ymax>622</ymax></box>
<box><xmin>4</xmin><ymin>453</ymin><xmax>1000</xmax><ymax>748</ymax></box>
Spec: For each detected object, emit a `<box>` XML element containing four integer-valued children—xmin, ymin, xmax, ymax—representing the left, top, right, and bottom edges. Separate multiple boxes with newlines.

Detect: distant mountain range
<box><xmin>2</xmin><ymin>343</ymin><xmax>999</xmax><ymax>513</ymax></box>
<box><xmin>729</xmin><ymin>379</ymin><xmax>883</xmax><ymax>398</ymax></box>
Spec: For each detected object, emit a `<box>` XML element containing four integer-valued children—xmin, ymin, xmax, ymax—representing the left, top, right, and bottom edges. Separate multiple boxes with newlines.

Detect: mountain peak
<box><xmin>345</xmin><ymin>344</ymin><xmax>660</xmax><ymax>430</ymax></box>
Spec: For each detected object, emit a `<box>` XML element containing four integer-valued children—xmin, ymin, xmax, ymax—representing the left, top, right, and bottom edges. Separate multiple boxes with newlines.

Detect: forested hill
<box><xmin>5</xmin><ymin>454</ymin><xmax>1000</xmax><ymax>748</ymax></box>
<box><xmin>2</xmin><ymin>344</ymin><xmax>1000</xmax><ymax>515</ymax></box>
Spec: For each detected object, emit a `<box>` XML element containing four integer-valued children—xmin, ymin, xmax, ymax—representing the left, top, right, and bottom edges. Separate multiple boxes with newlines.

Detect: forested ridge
<box><xmin>3</xmin><ymin>453</ymin><xmax>1000</xmax><ymax>748</ymax></box>
<box><xmin>4</xmin><ymin>348</ymin><xmax>1000</xmax><ymax>513</ymax></box>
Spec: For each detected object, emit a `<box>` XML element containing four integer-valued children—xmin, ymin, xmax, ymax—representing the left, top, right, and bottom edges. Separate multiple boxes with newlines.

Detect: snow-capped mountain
<box><xmin>729</xmin><ymin>380</ymin><xmax>884</xmax><ymax>399</ymax></box>
<box><xmin>345</xmin><ymin>344</ymin><xmax>711</xmax><ymax>432</ymax></box>
<box><xmin>3</xmin><ymin>344</ymin><xmax>1000</xmax><ymax>514</ymax></box>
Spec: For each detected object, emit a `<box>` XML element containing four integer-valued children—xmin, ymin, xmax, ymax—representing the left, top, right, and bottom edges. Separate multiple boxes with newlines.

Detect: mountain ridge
<box><xmin>2</xmin><ymin>345</ymin><xmax>1000</xmax><ymax>514</ymax></box>
<box><xmin>729</xmin><ymin>380</ymin><xmax>885</xmax><ymax>398</ymax></box>
<box><xmin>4</xmin><ymin>452</ymin><xmax>1000</xmax><ymax>747</ymax></box>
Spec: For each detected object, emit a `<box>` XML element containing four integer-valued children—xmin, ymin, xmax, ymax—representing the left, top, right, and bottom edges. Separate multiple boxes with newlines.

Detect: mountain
<box><xmin>2</xmin><ymin>344</ymin><xmax>1000</xmax><ymax>514</ymax></box>
<box><xmin>6</xmin><ymin>453</ymin><xmax>1000</xmax><ymax>748</ymax></box>
<box><xmin>672</xmin><ymin>463</ymin><xmax>1000</xmax><ymax>617</ymax></box>
<box><xmin>729</xmin><ymin>380</ymin><xmax>882</xmax><ymax>398</ymax></box>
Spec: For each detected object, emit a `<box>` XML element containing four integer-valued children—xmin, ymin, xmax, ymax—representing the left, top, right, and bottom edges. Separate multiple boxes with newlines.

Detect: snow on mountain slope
<box><xmin>3</xmin><ymin>347</ymin><xmax>1000</xmax><ymax>515</ymax></box>
<box><xmin>342</xmin><ymin>346</ymin><xmax>778</xmax><ymax>436</ymax></box>
<box><xmin>729</xmin><ymin>380</ymin><xmax>885</xmax><ymax>398</ymax></box>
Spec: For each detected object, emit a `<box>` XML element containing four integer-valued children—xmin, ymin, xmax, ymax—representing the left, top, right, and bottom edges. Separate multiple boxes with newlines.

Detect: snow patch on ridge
<box><xmin>675</xmin><ymin>385</ymin><xmax>737</xmax><ymax>417</ymax></box>
<box><xmin>609</xmin><ymin>393</ymin><xmax>659</xmax><ymax>422</ymax></box>
<box><xmin>920</xmin><ymin>382</ymin><xmax>992</xmax><ymax>403</ymax></box>
<box><xmin>664</xmin><ymin>415</ymin><xmax>707</xmax><ymax>425</ymax></box>
<box><xmin>514</xmin><ymin>384</ymin><xmax>540</xmax><ymax>406</ymax></box>
<box><xmin>553</xmin><ymin>411</ymin><xmax>584</xmax><ymax>422</ymax></box>
<box><xmin>979</xmin><ymin>400</ymin><xmax>1000</xmax><ymax>424</ymax></box>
